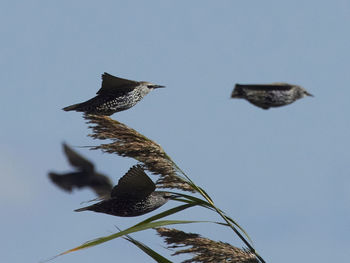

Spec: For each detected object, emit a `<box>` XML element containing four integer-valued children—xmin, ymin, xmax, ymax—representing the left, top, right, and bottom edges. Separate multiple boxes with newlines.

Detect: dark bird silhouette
<box><xmin>74</xmin><ymin>165</ymin><xmax>174</xmax><ymax>217</ymax></box>
<box><xmin>231</xmin><ymin>83</ymin><xmax>313</xmax><ymax>109</ymax></box>
<box><xmin>63</xmin><ymin>72</ymin><xmax>165</xmax><ymax>115</ymax></box>
<box><xmin>48</xmin><ymin>143</ymin><xmax>113</xmax><ymax>198</ymax></box>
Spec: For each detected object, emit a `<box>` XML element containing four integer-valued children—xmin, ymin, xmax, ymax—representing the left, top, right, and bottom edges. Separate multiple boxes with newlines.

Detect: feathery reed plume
<box><xmin>84</xmin><ymin>114</ymin><xmax>194</xmax><ymax>192</ymax></box>
<box><xmin>156</xmin><ymin>227</ymin><xmax>258</xmax><ymax>263</ymax></box>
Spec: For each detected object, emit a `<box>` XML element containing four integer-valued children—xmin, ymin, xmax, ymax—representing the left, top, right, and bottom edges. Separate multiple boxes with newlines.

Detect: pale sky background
<box><xmin>1</xmin><ymin>1</ymin><xmax>350</xmax><ymax>262</ymax></box>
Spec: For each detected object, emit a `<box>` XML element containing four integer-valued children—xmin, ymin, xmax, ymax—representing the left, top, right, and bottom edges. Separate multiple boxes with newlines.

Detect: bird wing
<box><xmin>89</xmin><ymin>173</ymin><xmax>114</xmax><ymax>198</ymax></box>
<box><xmin>48</xmin><ymin>171</ymin><xmax>87</xmax><ymax>192</ymax></box>
<box><xmin>96</xmin><ymin>72</ymin><xmax>139</xmax><ymax>94</ymax></box>
<box><xmin>48</xmin><ymin>171</ymin><xmax>113</xmax><ymax>198</ymax></box>
<box><xmin>111</xmin><ymin>165</ymin><xmax>155</xmax><ymax>199</ymax></box>
<box><xmin>235</xmin><ymin>83</ymin><xmax>293</xmax><ymax>91</ymax></box>
<box><xmin>63</xmin><ymin>143</ymin><xmax>94</xmax><ymax>172</ymax></box>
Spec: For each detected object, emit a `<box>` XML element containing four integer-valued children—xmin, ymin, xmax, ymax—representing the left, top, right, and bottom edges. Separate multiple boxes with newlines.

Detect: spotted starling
<box><xmin>63</xmin><ymin>72</ymin><xmax>165</xmax><ymax>115</ymax></box>
<box><xmin>48</xmin><ymin>143</ymin><xmax>113</xmax><ymax>198</ymax></box>
<box><xmin>231</xmin><ymin>83</ymin><xmax>313</xmax><ymax>109</ymax></box>
<box><xmin>74</xmin><ymin>165</ymin><xmax>174</xmax><ymax>217</ymax></box>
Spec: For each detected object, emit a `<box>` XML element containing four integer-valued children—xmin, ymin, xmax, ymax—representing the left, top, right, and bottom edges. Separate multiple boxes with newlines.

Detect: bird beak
<box><xmin>305</xmin><ymin>91</ymin><xmax>314</xmax><ymax>97</ymax></box>
<box><xmin>152</xmin><ymin>85</ymin><xmax>165</xmax><ymax>89</ymax></box>
<box><xmin>164</xmin><ymin>192</ymin><xmax>181</xmax><ymax>199</ymax></box>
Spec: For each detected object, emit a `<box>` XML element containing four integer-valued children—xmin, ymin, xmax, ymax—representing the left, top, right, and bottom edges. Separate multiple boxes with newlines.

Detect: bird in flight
<box><xmin>48</xmin><ymin>143</ymin><xmax>113</xmax><ymax>198</ymax></box>
<box><xmin>63</xmin><ymin>72</ymin><xmax>165</xmax><ymax>115</ymax></box>
<box><xmin>74</xmin><ymin>165</ymin><xmax>175</xmax><ymax>217</ymax></box>
<box><xmin>231</xmin><ymin>83</ymin><xmax>313</xmax><ymax>109</ymax></box>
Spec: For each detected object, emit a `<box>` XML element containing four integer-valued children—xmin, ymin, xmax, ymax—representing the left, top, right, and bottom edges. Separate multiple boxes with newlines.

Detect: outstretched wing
<box><xmin>89</xmin><ymin>173</ymin><xmax>114</xmax><ymax>198</ymax></box>
<box><xmin>63</xmin><ymin>143</ymin><xmax>94</xmax><ymax>172</ymax></box>
<box><xmin>111</xmin><ymin>165</ymin><xmax>155</xmax><ymax>199</ymax></box>
<box><xmin>48</xmin><ymin>171</ymin><xmax>113</xmax><ymax>198</ymax></box>
<box><xmin>96</xmin><ymin>72</ymin><xmax>139</xmax><ymax>94</ymax></box>
<box><xmin>48</xmin><ymin>172</ymin><xmax>82</xmax><ymax>192</ymax></box>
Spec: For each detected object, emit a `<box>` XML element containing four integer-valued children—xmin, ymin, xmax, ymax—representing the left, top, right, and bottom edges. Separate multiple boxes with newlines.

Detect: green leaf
<box><xmin>57</xmin><ymin>220</ymin><xmax>204</xmax><ymax>257</ymax></box>
<box><xmin>169</xmin><ymin>192</ymin><xmax>214</xmax><ymax>209</ymax></box>
<box><xmin>134</xmin><ymin>203</ymin><xmax>196</xmax><ymax>227</ymax></box>
<box><xmin>168</xmin><ymin>162</ymin><xmax>256</xmax><ymax>250</ymax></box>
<box><xmin>197</xmin><ymin>186</ymin><xmax>213</xmax><ymax>202</ymax></box>
<box><xmin>169</xmin><ymin>192</ymin><xmax>253</xmax><ymax>244</ymax></box>
<box><xmin>220</xmin><ymin>212</ymin><xmax>253</xmax><ymax>245</ymax></box>
<box><xmin>124</xmin><ymin>234</ymin><xmax>172</xmax><ymax>263</ymax></box>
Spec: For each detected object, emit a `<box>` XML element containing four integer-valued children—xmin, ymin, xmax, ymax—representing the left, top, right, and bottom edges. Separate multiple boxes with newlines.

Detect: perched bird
<box><xmin>75</xmin><ymin>165</ymin><xmax>174</xmax><ymax>217</ymax></box>
<box><xmin>48</xmin><ymin>143</ymin><xmax>113</xmax><ymax>198</ymax></box>
<box><xmin>63</xmin><ymin>72</ymin><xmax>165</xmax><ymax>115</ymax></box>
<box><xmin>231</xmin><ymin>83</ymin><xmax>313</xmax><ymax>109</ymax></box>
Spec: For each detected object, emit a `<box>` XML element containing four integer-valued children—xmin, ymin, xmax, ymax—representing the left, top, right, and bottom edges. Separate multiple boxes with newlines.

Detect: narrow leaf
<box><xmin>134</xmin><ymin>203</ymin><xmax>196</xmax><ymax>227</ymax></box>
<box><xmin>170</xmin><ymin>192</ymin><xmax>253</xmax><ymax>244</ymax></box>
<box><xmin>57</xmin><ymin>220</ymin><xmax>204</xmax><ymax>257</ymax></box>
<box><xmin>124</xmin><ymin>235</ymin><xmax>172</xmax><ymax>263</ymax></box>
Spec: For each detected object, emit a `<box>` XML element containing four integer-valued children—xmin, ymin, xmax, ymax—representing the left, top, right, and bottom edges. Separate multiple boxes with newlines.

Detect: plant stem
<box><xmin>170</xmin><ymin>160</ymin><xmax>266</xmax><ymax>263</ymax></box>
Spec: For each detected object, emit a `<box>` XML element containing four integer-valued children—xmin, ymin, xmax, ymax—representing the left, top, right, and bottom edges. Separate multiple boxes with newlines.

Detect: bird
<box><xmin>63</xmin><ymin>72</ymin><xmax>165</xmax><ymax>115</ymax></box>
<box><xmin>74</xmin><ymin>165</ymin><xmax>174</xmax><ymax>217</ymax></box>
<box><xmin>231</xmin><ymin>83</ymin><xmax>313</xmax><ymax>109</ymax></box>
<box><xmin>48</xmin><ymin>143</ymin><xmax>113</xmax><ymax>198</ymax></box>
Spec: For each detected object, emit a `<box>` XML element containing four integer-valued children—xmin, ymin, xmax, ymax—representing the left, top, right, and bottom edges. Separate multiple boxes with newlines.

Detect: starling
<box><xmin>74</xmin><ymin>165</ymin><xmax>174</xmax><ymax>217</ymax></box>
<box><xmin>48</xmin><ymin>143</ymin><xmax>113</xmax><ymax>198</ymax></box>
<box><xmin>231</xmin><ymin>83</ymin><xmax>313</xmax><ymax>109</ymax></box>
<box><xmin>63</xmin><ymin>72</ymin><xmax>165</xmax><ymax>115</ymax></box>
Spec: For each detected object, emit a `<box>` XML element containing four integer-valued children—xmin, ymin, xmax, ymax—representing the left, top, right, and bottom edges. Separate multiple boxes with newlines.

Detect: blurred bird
<box><xmin>75</xmin><ymin>165</ymin><xmax>174</xmax><ymax>217</ymax></box>
<box><xmin>48</xmin><ymin>143</ymin><xmax>113</xmax><ymax>198</ymax></box>
<box><xmin>63</xmin><ymin>72</ymin><xmax>165</xmax><ymax>115</ymax></box>
<box><xmin>231</xmin><ymin>83</ymin><xmax>313</xmax><ymax>109</ymax></box>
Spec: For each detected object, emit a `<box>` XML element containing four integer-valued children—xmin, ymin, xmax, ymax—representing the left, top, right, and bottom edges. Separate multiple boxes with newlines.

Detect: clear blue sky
<box><xmin>1</xmin><ymin>1</ymin><xmax>349</xmax><ymax>262</ymax></box>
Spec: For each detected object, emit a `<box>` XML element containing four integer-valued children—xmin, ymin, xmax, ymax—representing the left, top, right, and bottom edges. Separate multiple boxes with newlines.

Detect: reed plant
<box><xmin>49</xmin><ymin>114</ymin><xmax>266</xmax><ymax>263</ymax></box>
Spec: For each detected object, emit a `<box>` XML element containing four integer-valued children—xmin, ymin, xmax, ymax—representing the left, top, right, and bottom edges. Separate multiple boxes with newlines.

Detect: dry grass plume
<box><xmin>84</xmin><ymin>114</ymin><xmax>194</xmax><ymax>192</ymax></box>
<box><xmin>156</xmin><ymin>227</ymin><xmax>258</xmax><ymax>263</ymax></box>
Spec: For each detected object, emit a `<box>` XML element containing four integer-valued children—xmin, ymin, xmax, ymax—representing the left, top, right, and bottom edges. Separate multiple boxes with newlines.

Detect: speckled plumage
<box><xmin>77</xmin><ymin>191</ymin><xmax>171</xmax><ymax>217</ymax></box>
<box><xmin>75</xmin><ymin>165</ymin><xmax>174</xmax><ymax>217</ymax></box>
<box><xmin>231</xmin><ymin>83</ymin><xmax>313</xmax><ymax>109</ymax></box>
<box><xmin>63</xmin><ymin>73</ymin><xmax>164</xmax><ymax>115</ymax></box>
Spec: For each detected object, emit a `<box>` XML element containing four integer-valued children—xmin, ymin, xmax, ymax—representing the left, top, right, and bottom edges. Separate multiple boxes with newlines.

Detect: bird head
<box><xmin>163</xmin><ymin>192</ymin><xmax>177</xmax><ymax>199</ymax></box>
<box><xmin>294</xmin><ymin>85</ymin><xmax>314</xmax><ymax>99</ymax></box>
<box><xmin>140</xmin><ymin>81</ymin><xmax>165</xmax><ymax>90</ymax></box>
<box><xmin>303</xmin><ymin>90</ymin><xmax>313</xmax><ymax>97</ymax></box>
<box><xmin>298</xmin><ymin>86</ymin><xmax>314</xmax><ymax>98</ymax></box>
<box><xmin>154</xmin><ymin>191</ymin><xmax>179</xmax><ymax>200</ymax></box>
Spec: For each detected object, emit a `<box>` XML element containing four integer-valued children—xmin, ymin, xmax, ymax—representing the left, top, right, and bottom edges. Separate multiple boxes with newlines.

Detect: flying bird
<box><xmin>75</xmin><ymin>165</ymin><xmax>174</xmax><ymax>217</ymax></box>
<box><xmin>231</xmin><ymin>83</ymin><xmax>313</xmax><ymax>109</ymax></box>
<box><xmin>48</xmin><ymin>143</ymin><xmax>113</xmax><ymax>198</ymax></box>
<box><xmin>63</xmin><ymin>72</ymin><xmax>165</xmax><ymax>115</ymax></box>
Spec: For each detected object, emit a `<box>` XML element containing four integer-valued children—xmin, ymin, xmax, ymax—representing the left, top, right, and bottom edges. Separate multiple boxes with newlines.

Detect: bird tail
<box><xmin>48</xmin><ymin>172</ymin><xmax>59</xmax><ymax>182</ymax></box>
<box><xmin>74</xmin><ymin>205</ymin><xmax>92</xmax><ymax>212</ymax></box>
<box><xmin>62</xmin><ymin>103</ymin><xmax>82</xmax><ymax>112</ymax></box>
<box><xmin>231</xmin><ymin>84</ymin><xmax>244</xmax><ymax>98</ymax></box>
